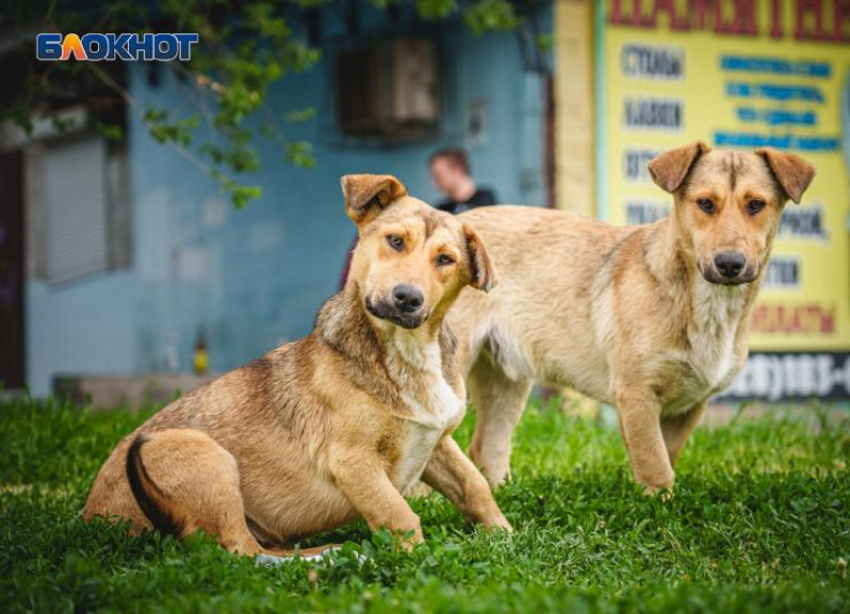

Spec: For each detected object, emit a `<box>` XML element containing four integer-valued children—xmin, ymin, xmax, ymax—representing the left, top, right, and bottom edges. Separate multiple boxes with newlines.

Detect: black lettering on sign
<box><xmin>624</xmin><ymin>149</ymin><xmax>661</xmax><ymax>182</ymax></box>
<box><xmin>623</xmin><ymin>98</ymin><xmax>683</xmax><ymax>130</ymax></box>
<box><xmin>779</xmin><ymin>204</ymin><xmax>829</xmax><ymax>240</ymax></box>
<box><xmin>763</xmin><ymin>257</ymin><xmax>800</xmax><ymax>289</ymax></box>
<box><xmin>621</xmin><ymin>44</ymin><xmax>685</xmax><ymax>80</ymax></box>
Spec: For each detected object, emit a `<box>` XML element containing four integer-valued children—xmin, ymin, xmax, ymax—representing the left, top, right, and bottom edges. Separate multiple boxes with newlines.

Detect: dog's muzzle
<box><xmin>700</xmin><ymin>253</ymin><xmax>757</xmax><ymax>286</ymax></box>
<box><xmin>365</xmin><ymin>287</ymin><xmax>428</xmax><ymax>329</ymax></box>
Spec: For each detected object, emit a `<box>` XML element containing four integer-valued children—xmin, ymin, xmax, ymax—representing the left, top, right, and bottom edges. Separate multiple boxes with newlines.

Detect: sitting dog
<box><xmin>84</xmin><ymin>174</ymin><xmax>511</xmax><ymax>556</ymax></box>
<box><xmin>447</xmin><ymin>143</ymin><xmax>815</xmax><ymax>493</ymax></box>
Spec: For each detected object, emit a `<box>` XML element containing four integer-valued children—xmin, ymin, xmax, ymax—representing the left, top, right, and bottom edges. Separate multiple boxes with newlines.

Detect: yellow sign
<box><xmin>597</xmin><ymin>0</ymin><xmax>850</xmax><ymax>357</ymax></box>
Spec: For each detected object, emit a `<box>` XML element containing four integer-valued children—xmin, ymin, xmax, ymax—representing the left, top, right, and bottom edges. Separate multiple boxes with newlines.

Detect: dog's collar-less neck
<box><xmin>642</xmin><ymin>219</ymin><xmax>690</xmax><ymax>293</ymax></box>
<box><xmin>384</xmin><ymin>327</ymin><xmax>464</xmax><ymax>430</ymax></box>
<box><xmin>386</xmin><ymin>327</ymin><xmax>440</xmax><ymax>369</ymax></box>
<box><xmin>691</xmin><ymin>275</ymin><xmax>750</xmax><ymax>317</ymax></box>
<box><xmin>316</xmin><ymin>286</ymin><xmax>456</xmax><ymax>416</ymax></box>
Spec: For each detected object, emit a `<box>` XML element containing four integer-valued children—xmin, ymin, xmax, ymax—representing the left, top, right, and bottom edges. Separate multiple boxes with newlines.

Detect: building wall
<box><xmin>554</xmin><ymin>0</ymin><xmax>595</xmax><ymax>215</ymax></box>
<box><xmin>25</xmin><ymin>10</ymin><xmax>552</xmax><ymax>395</ymax></box>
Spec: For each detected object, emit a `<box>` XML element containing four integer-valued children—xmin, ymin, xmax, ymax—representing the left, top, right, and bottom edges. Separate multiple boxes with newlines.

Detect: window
<box><xmin>28</xmin><ymin>130</ymin><xmax>130</xmax><ymax>284</ymax></box>
<box><xmin>42</xmin><ymin>134</ymin><xmax>109</xmax><ymax>283</ymax></box>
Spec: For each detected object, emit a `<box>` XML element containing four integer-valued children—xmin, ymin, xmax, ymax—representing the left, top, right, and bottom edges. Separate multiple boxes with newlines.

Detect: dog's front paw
<box><xmin>642</xmin><ymin>484</ymin><xmax>675</xmax><ymax>500</ymax></box>
<box><xmin>484</xmin><ymin>514</ymin><xmax>513</xmax><ymax>532</ymax></box>
<box><xmin>395</xmin><ymin>526</ymin><xmax>424</xmax><ymax>552</ymax></box>
<box><xmin>406</xmin><ymin>481</ymin><xmax>434</xmax><ymax>499</ymax></box>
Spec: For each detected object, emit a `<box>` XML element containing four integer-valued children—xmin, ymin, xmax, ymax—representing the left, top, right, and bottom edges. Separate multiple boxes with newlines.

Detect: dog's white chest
<box><xmin>658</xmin><ymin>283</ymin><xmax>749</xmax><ymax>416</ymax></box>
<box><xmin>390</xmin><ymin>338</ymin><xmax>466</xmax><ymax>493</ymax></box>
<box><xmin>394</xmin><ymin>378</ymin><xmax>465</xmax><ymax>494</ymax></box>
<box><xmin>666</xmin><ymin>282</ymin><xmax>747</xmax><ymax>413</ymax></box>
<box><xmin>393</xmin><ymin>423</ymin><xmax>446</xmax><ymax>494</ymax></box>
<box><xmin>703</xmin><ymin>326</ymin><xmax>737</xmax><ymax>389</ymax></box>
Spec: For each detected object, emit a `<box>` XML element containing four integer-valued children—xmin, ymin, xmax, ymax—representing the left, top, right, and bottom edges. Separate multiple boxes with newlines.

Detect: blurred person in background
<box><xmin>429</xmin><ymin>148</ymin><xmax>498</xmax><ymax>214</ymax></box>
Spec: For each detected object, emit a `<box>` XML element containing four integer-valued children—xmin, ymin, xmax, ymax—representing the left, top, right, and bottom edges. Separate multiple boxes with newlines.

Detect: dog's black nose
<box><xmin>392</xmin><ymin>284</ymin><xmax>424</xmax><ymax>313</ymax></box>
<box><xmin>714</xmin><ymin>252</ymin><xmax>746</xmax><ymax>278</ymax></box>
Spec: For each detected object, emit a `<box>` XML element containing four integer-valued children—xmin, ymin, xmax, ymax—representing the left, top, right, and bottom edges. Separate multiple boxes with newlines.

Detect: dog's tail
<box><xmin>126</xmin><ymin>434</ymin><xmax>186</xmax><ymax>539</ymax></box>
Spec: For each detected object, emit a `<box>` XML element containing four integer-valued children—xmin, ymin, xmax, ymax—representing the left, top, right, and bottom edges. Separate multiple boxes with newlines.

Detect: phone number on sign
<box><xmin>717</xmin><ymin>352</ymin><xmax>850</xmax><ymax>402</ymax></box>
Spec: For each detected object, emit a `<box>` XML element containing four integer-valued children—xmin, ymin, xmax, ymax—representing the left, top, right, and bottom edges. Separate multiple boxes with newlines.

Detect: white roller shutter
<box><xmin>42</xmin><ymin>134</ymin><xmax>109</xmax><ymax>283</ymax></box>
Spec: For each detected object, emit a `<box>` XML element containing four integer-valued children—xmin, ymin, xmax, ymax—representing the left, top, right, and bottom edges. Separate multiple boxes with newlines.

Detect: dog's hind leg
<box><xmin>660</xmin><ymin>401</ymin><xmax>707</xmax><ymax>468</ymax></box>
<box><xmin>467</xmin><ymin>355</ymin><xmax>532</xmax><ymax>488</ymax></box>
<box><xmin>126</xmin><ymin>428</ymin><xmax>277</xmax><ymax>556</ymax></box>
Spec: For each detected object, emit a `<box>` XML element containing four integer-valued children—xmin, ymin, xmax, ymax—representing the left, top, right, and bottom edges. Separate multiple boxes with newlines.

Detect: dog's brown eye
<box><xmin>435</xmin><ymin>254</ymin><xmax>455</xmax><ymax>267</ymax></box>
<box><xmin>747</xmin><ymin>199</ymin><xmax>766</xmax><ymax>215</ymax></box>
<box><xmin>697</xmin><ymin>197</ymin><xmax>715</xmax><ymax>214</ymax></box>
<box><xmin>386</xmin><ymin>234</ymin><xmax>404</xmax><ymax>251</ymax></box>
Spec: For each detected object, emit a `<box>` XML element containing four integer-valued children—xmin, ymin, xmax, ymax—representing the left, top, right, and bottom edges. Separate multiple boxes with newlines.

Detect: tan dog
<box><xmin>448</xmin><ymin>143</ymin><xmax>815</xmax><ymax>493</ymax></box>
<box><xmin>83</xmin><ymin>174</ymin><xmax>510</xmax><ymax>556</ymax></box>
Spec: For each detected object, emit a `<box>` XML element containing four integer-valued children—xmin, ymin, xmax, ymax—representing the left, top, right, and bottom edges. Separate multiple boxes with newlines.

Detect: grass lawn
<box><xmin>1</xmin><ymin>396</ymin><xmax>849</xmax><ymax>612</ymax></box>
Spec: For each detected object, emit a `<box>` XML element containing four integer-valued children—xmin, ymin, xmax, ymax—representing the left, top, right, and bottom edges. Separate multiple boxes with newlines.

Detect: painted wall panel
<box><xmin>25</xmin><ymin>10</ymin><xmax>552</xmax><ymax>396</ymax></box>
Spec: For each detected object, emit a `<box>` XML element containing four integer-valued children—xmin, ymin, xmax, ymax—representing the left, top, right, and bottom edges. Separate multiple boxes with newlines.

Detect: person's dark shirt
<box><xmin>436</xmin><ymin>188</ymin><xmax>497</xmax><ymax>214</ymax></box>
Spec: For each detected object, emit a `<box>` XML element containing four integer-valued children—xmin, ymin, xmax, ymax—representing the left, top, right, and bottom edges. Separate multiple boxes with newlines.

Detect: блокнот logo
<box><xmin>36</xmin><ymin>33</ymin><xmax>199</xmax><ymax>61</ymax></box>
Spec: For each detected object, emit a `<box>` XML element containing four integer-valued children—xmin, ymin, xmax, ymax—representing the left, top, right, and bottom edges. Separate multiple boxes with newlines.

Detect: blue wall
<box><xmin>26</xmin><ymin>10</ymin><xmax>551</xmax><ymax>395</ymax></box>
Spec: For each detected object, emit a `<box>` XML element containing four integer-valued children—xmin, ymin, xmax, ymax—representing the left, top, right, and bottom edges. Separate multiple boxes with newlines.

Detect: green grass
<box><xmin>1</xmin><ymin>396</ymin><xmax>849</xmax><ymax>612</ymax></box>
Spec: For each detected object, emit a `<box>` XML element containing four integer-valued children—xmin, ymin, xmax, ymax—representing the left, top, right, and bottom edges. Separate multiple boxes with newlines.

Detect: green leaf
<box><xmin>285</xmin><ymin>141</ymin><xmax>316</xmax><ymax>168</ymax></box>
<box><xmin>416</xmin><ymin>0</ymin><xmax>456</xmax><ymax>19</ymax></box>
<box><xmin>285</xmin><ymin>107</ymin><xmax>316</xmax><ymax>123</ymax></box>
<box><xmin>97</xmin><ymin>123</ymin><xmax>124</xmax><ymax>141</ymax></box>
<box><xmin>463</xmin><ymin>0</ymin><xmax>522</xmax><ymax>35</ymax></box>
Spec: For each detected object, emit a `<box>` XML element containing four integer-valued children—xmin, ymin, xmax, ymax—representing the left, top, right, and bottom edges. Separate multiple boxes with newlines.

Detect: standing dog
<box><xmin>448</xmin><ymin>143</ymin><xmax>815</xmax><ymax>493</ymax></box>
<box><xmin>84</xmin><ymin>174</ymin><xmax>510</xmax><ymax>556</ymax></box>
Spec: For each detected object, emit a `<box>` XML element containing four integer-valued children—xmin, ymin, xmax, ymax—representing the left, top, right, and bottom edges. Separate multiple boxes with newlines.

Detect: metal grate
<box><xmin>42</xmin><ymin>134</ymin><xmax>109</xmax><ymax>284</ymax></box>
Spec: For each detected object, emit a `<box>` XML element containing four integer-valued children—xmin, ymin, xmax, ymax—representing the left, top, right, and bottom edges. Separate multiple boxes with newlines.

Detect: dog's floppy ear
<box><xmin>341</xmin><ymin>174</ymin><xmax>408</xmax><ymax>228</ymax></box>
<box><xmin>755</xmin><ymin>147</ymin><xmax>816</xmax><ymax>204</ymax></box>
<box><xmin>648</xmin><ymin>141</ymin><xmax>710</xmax><ymax>193</ymax></box>
<box><xmin>464</xmin><ymin>224</ymin><xmax>497</xmax><ymax>293</ymax></box>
